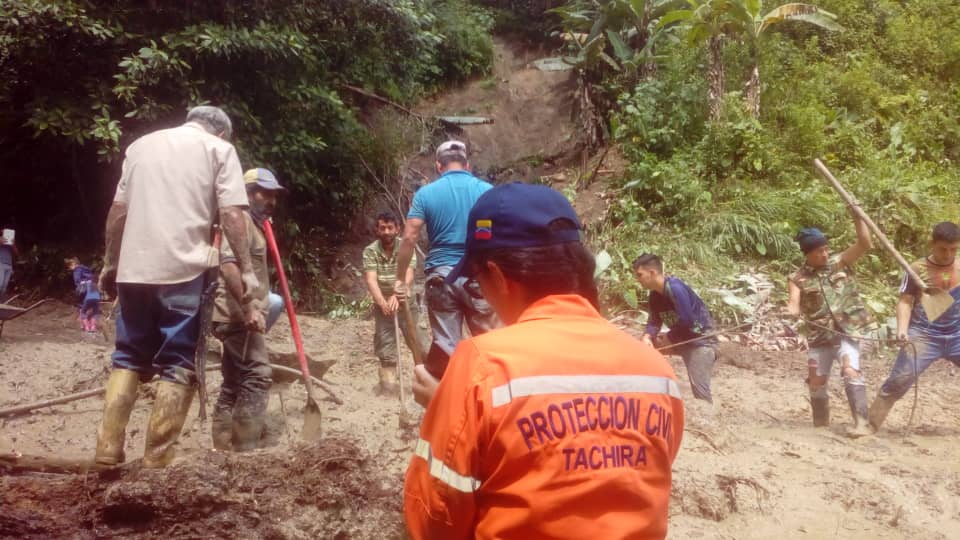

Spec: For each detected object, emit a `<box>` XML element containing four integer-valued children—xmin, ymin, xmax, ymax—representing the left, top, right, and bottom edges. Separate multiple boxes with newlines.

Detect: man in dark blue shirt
<box><xmin>634</xmin><ymin>253</ymin><xmax>717</xmax><ymax>403</ymax></box>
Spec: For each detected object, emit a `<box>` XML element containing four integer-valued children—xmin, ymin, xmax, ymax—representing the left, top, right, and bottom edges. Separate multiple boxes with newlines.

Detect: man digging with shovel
<box><xmin>210</xmin><ymin>168</ymin><xmax>285</xmax><ymax>452</ymax></box>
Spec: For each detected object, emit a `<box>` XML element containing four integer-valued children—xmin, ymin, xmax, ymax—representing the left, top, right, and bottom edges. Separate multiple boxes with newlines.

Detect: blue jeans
<box><xmin>878</xmin><ymin>331</ymin><xmax>960</xmax><ymax>400</ymax></box>
<box><xmin>111</xmin><ymin>274</ymin><xmax>204</xmax><ymax>385</ymax></box>
<box><xmin>0</xmin><ymin>262</ymin><xmax>12</xmax><ymax>300</ymax></box>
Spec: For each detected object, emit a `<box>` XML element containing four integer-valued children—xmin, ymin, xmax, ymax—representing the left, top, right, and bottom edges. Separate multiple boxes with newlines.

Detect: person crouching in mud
<box><xmin>786</xmin><ymin>205</ymin><xmax>877</xmax><ymax>438</ymax></box>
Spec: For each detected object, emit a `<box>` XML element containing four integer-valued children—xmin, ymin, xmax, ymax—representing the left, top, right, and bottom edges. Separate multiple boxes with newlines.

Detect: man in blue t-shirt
<box><xmin>634</xmin><ymin>253</ymin><xmax>718</xmax><ymax>403</ymax></box>
<box><xmin>870</xmin><ymin>222</ymin><xmax>960</xmax><ymax>431</ymax></box>
<box><xmin>394</xmin><ymin>140</ymin><xmax>499</xmax><ymax>379</ymax></box>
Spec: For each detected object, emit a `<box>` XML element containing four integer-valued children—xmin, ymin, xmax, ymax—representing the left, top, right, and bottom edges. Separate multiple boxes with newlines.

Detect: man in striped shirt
<box><xmin>363</xmin><ymin>212</ymin><xmax>428</xmax><ymax>395</ymax></box>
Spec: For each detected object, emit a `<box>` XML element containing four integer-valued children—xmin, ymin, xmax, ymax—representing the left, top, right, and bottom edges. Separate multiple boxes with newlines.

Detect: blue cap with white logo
<box><xmin>446</xmin><ymin>182</ymin><xmax>582</xmax><ymax>284</ymax></box>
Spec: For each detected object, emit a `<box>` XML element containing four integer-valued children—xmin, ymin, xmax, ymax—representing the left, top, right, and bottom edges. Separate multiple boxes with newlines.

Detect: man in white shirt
<box><xmin>95</xmin><ymin>105</ymin><xmax>259</xmax><ymax>468</ymax></box>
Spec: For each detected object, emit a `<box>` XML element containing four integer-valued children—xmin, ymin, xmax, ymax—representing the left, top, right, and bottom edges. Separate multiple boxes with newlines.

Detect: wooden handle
<box><xmin>812</xmin><ymin>159</ymin><xmax>928</xmax><ymax>290</ymax></box>
<box><xmin>401</xmin><ymin>300</ymin><xmax>425</xmax><ymax>366</ymax></box>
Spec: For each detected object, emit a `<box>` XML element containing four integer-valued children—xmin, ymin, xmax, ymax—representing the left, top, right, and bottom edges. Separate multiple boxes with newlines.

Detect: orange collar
<box><xmin>516</xmin><ymin>294</ymin><xmax>602</xmax><ymax>323</ymax></box>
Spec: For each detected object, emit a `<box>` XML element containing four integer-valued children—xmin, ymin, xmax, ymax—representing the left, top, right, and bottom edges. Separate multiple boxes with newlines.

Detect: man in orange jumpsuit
<box><xmin>403</xmin><ymin>182</ymin><xmax>684</xmax><ymax>540</ymax></box>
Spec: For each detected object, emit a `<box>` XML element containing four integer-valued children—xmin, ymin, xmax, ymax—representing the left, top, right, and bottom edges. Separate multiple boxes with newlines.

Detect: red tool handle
<box><xmin>262</xmin><ymin>219</ymin><xmax>314</xmax><ymax>391</ymax></box>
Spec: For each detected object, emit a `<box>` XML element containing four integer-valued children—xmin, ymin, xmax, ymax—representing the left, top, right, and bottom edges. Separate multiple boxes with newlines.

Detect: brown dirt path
<box><xmin>3</xmin><ymin>302</ymin><xmax>960</xmax><ymax>538</ymax></box>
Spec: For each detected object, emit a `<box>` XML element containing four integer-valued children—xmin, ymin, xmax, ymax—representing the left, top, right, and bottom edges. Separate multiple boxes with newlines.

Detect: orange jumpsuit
<box><xmin>404</xmin><ymin>294</ymin><xmax>684</xmax><ymax>540</ymax></box>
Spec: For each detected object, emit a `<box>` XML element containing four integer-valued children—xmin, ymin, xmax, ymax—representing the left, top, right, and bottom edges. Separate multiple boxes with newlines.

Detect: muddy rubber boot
<box><xmin>811</xmin><ymin>397</ymin><xmax>830</xmax><ymax>427</ymax></box>
<box><xmin>378</xmin><ymin>366</ymin><xmax>400</xmax><ymax>396</ymax></box>
<box><xmin>94</xmin><ymin>369</ymin><xmax>141</xmax><ymax>465</ymax></box>
<box><xmin>868</xmin><ymin>395</ymin><xmax>897</xmax><ymax>432</ymax></box>
<box><xmin>844</xmin><ymin>384</ymin><xmax>871</xmax><ymax>438</ymax></box>
<box><xmin>210</xmin><ymin>409</ymin><xmax>233</xmax><ymax>451</ymax></box>
<box><xmin>232</xmin><ymin>413</ymin><xmax>266</xmax><ymax>452</ymax></box>
<box><xmin>142</xmin><ymin>381</ymin><xmax>195</xmax><ymax>468</ymax></box>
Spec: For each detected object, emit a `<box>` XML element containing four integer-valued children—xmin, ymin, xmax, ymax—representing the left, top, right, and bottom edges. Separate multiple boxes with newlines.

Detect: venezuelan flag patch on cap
<box><xmin>475</xmin><ymin>219</ymin><xmax>492</xmax><ymax>240</ymax></box>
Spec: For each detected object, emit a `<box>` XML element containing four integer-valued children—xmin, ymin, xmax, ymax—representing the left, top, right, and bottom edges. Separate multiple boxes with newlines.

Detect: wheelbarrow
<box><xmin>0</xmin><ymin>297</ymin><xmax>53</xmax><ymax>339</ymax></box>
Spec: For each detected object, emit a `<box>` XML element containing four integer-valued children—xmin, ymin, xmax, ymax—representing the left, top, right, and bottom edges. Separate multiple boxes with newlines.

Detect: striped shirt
<box><xmin>362</xmin><ymin>239</ymin><xmax>417</xmax><ymax>297</ymax></box>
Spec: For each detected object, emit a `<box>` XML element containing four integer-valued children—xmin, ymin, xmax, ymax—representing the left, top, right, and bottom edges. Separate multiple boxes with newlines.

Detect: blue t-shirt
<box><xmin>645</xmin><ymin>276</ymin><xmax>716</xmax><ymax>345</ymax></box>
<box><xmin>0</xmin><ymin>245</ymin><xmax>12</xmax><ymax>266</ymax></box>
<box><xmin>408</xmin><ymin>170</ymin><xmax>492</xmax><ymax>270</ymax></box>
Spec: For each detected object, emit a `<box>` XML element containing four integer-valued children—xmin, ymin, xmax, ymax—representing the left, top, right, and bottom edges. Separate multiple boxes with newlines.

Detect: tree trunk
<box><xmin>745</xmin><ymin>60</ymin><xmax>761</xmax><ymax>119</ymax></box>
<box><xmin>707</xmin><ymin>35</ymin><xmax>725</xmax><ymax>121</ymax></box>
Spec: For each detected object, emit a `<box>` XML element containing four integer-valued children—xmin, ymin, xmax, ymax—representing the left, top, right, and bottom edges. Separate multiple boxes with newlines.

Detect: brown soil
<box><xmin>4</xmin><ymin>302</ymin><xmax>960</xmax><ymax>539</ymax></box>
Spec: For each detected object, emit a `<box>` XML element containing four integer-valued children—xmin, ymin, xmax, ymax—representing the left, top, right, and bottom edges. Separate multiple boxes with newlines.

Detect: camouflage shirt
<box><xmin>790</xmin><ymin>254</ymin><xmax>875</xmax><ymax>346</ymax></box>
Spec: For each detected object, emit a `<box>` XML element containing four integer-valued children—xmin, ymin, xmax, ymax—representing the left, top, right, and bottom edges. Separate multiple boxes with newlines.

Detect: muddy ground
<box><xmin>2</xmin><ymin>301</ymin><xmax>960</xmax><ymax>539</ymax></box>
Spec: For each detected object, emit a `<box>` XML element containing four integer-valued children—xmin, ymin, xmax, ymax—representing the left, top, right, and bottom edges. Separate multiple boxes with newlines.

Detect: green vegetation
<box><xmin>0</xmin><ymin>0</ymin><xmax>493</xmax><ymax>307</ymax></box>
<box><xmin>562</xmin><ymin>0</ymin><xmax>960</xmax><ymax>323</ymax></box>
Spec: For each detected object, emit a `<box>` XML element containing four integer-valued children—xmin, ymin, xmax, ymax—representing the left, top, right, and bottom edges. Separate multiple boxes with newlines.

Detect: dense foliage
<box><xmin>575</xmin><ymin>0</ymin><xmax>960</xmax><ymax>322</ymax></box>
<box><xmin>0</xmin><ymin>0</ymin><xmax>493</xmax><ymax>302</ymax></box>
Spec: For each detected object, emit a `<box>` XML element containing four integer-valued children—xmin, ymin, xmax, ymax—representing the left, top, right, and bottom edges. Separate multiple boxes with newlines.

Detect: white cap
<box><xmin>436</xmin><ymin>140</ymin><xmax>468</xmax><ymax>160</ymax></box>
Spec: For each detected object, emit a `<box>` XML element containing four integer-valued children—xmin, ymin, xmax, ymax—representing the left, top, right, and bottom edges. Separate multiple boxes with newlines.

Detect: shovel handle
<box><xmin>400</xmin><ymin>299</ymin><xmax>425</xmax><ymax>366</ymax></box>
<box><xmin>262</xmin><ymin>219</ymin><xmax>315</xmax><ymax>397</ymax></box>
<box><xmin>813</xmin><ymin>159</ymin><xmax>928</xmax><ymax>291</ymax></box>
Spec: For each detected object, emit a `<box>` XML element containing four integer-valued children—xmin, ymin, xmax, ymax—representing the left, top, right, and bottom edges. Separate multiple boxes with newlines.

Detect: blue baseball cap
<box><xmin>243</xmin><ymin>168</ymin><xmax>286</xmax><ymax>191</ymax></box>
<box><xmin>446</xmin><ymin>182</ymin><xmax>582</xmax><ymax>284</ymax></box>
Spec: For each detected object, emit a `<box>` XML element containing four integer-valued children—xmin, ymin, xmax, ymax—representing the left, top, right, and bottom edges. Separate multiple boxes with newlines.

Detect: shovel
<box><xmin>397</xmin><ymin>298</ymin><xmax>425</xmax><ymax>429</ymax></box>
<box><xmin>814</xmin><ymin>159</ymin><xmax>954</xmax><ymax>322</ymax></box>
<box><xmin>263</xmin><ymin>219</ymin><xmax>323</xmax><ymax>440</ymax></box>
<box><xmin>394</xmin><ymin>311</ymin><xmax>414</xmax><ymax>428</ymax></box>
<box><xmin>400</xmin><ymin>298</ymin><xmax>425</xmax><ymax>367</ymax></box>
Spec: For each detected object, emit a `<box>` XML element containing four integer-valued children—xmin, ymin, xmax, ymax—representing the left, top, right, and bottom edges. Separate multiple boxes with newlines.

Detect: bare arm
<box><xmin>221</xmin><ymin>261</ymin><xmax>244</xmax><ymax>305</ymax></box>
<box><xmin>365</xmin><ymin>270</ymin><xmax>388</xmax><ymax>308</ymax></box>
<box><xmin>219</xmin><ymin>206</ymin><xmax>258</xmax><ymax>300</ymax></box>
<box><xmin>394</xmin><ymin>218</ymin><xmax>424</xmax><ymax>294</ymax></box>
<box><xmin>895</xmin><ymin>293</ymin><xmax>914</xmax><ymax>341</ymax></box>
<box><xmin>404</xmin><ymin>264</ymin><xmax>415</xmax><ymax>289</ymax></box>
<box><xmin>102</xmin><ymin>201</ymin><xmax>127</xmax><ymax>274</ymax></box>
<box><xmin>221</xmin><ymin>260</ymin><xmax>265</xmax><ymax>331</ymax></box>
<box><xmin>97</xmin><ymin>201</ymin><xmax>127</xmax><ymax>297</ymax></box>
<box><xmin>787</xmin><ymin>280</ymin><xmax>802</xmax><ymax>316</ymax></box>
<box><xmin>839</xmin><ymin>206</ymin><xmax>872</xmax><ymax>268</ymax></box>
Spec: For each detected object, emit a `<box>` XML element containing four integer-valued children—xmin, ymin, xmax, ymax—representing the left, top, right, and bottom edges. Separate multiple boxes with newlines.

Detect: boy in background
<box><xmin>66</xmin><ymin>257</ymin><xmax>101</xmax><ymax>333</ymax></box>
<box><xmin>634</xmin><ymin>253</ymin><xmax>718</xmax><ymax>403</ymax></box>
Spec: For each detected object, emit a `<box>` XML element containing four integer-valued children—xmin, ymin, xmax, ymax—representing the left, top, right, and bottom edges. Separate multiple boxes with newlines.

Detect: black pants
<box><xmin>212</xmin><ymin>323</ymin><xmax>271</xmax><ymax>431</ymax></box>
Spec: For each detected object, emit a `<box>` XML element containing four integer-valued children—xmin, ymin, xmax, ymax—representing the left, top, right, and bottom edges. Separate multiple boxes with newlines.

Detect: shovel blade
<box><xmin>921</xmin><ymin>289</ymin><xmax>955</xmax><ymax>323</ymax></box>
<box><xmin>301</xmin><ymin>397</ymin><xmax>323</xmax><ymax>440</ymax></box>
